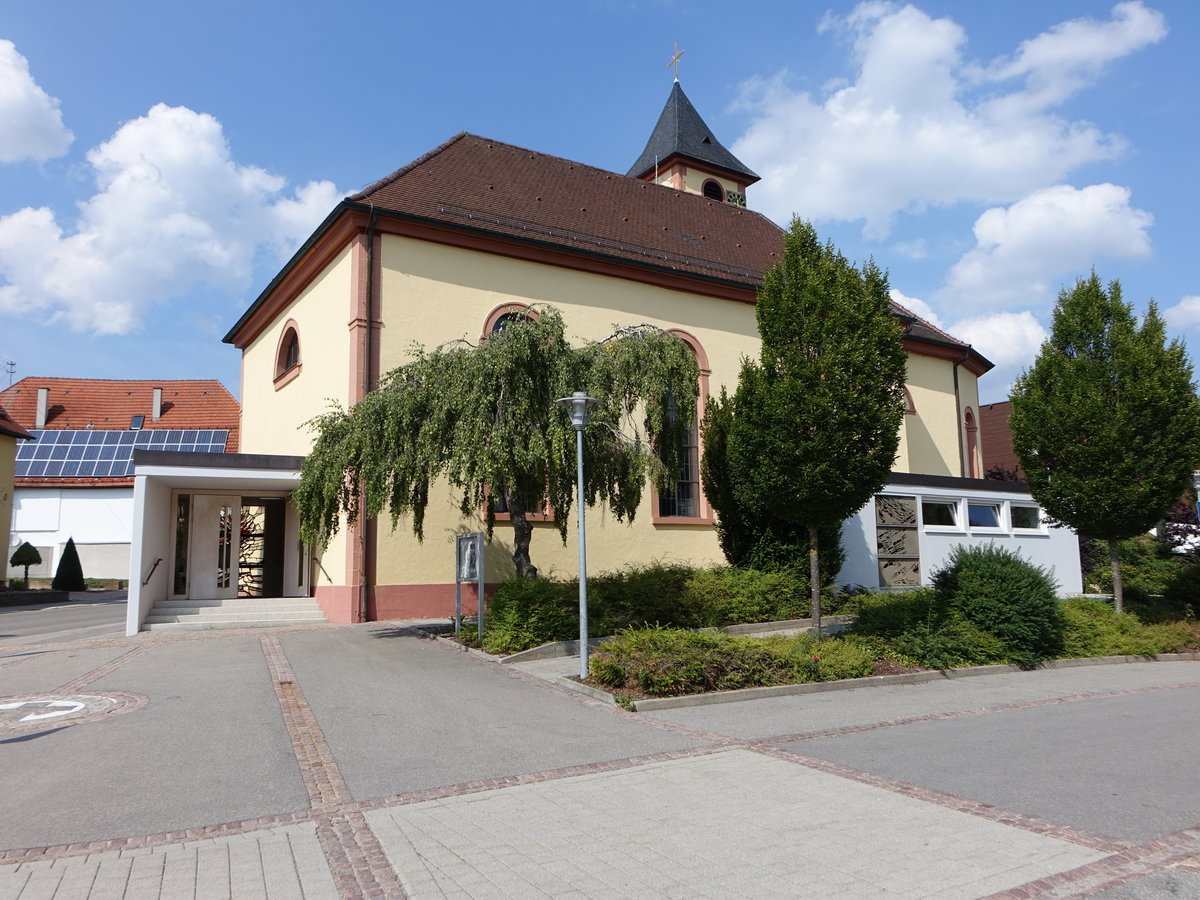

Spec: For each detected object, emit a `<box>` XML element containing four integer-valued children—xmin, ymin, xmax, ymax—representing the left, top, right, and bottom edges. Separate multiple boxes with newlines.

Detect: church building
<box><xmin>125</xmin><ymin>81</ymin><xmax>1080</xmax><ymax>633</ymax></box>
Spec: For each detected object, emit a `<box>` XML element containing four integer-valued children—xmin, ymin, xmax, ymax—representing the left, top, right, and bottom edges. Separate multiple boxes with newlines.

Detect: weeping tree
<box><xmin>294</xmin><ymin>306</ymin><xmax>698</xmax><ymax>577</ymax></box>
<box><xmin>711</xmin><ymin>219</ymin><xmax>907</xmax><ymax>631</ymax></box>
<box><xmin>1010</xmin><ymin>273</ymin><xmax>1200</xmax><ymax>613</ymax></box>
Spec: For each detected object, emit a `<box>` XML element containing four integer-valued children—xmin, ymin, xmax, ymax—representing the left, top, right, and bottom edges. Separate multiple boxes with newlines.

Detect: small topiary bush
<box><xmin>51</xmin><ymin>537</ymin><xmax>86</xmax><ymax>593</ymax></box>
<box><xmin>932</xmin><ymin>544</ymin><xmax>1062</xmax><ymax>668</ymax></box>
<box><xmin>588</xmin><ymin>626</ymin><xmax>874</xmax><ymax>697</ymax></box>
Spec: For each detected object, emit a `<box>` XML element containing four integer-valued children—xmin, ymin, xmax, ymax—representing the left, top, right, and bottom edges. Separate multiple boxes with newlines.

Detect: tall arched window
<box><xmin>273</xmin><ymin>320</ymin><xmax>302</xmax><ymax>389</ymax></box>
<box><xmin>964</xmin><ymin>406</ymin><xmax>980</xmax><ymax>478</ymax></box>
<box><xmin>654</xmin><ymin>331</ymin><xmax>712</xmax><ymax>523</ymax></box>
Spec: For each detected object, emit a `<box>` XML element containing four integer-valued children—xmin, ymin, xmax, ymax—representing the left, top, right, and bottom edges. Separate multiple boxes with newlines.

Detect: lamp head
<box><xmin>556</xmin><ymin>391</ymin><xmax>601</xmax><ymax>430</ymax></box>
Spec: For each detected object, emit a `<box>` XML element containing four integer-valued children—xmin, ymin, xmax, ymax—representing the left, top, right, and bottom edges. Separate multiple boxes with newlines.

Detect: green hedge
<box><xmin>482</xmin><ymin>563</ymin><xmax>827</xmax><ymax>654</ymax></box>
<box><xmin>588</xmin><ymin>626</ymin><xmax>874</xmax><ymax>697</ymax></box>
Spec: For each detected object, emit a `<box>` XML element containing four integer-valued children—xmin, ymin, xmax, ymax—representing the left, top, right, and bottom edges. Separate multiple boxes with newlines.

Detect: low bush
<box><xmin>932</xmin><ymin>544</ymin><xmax>1062</xmax><ymax>667</ymax></box>
<box><xmin>1162</xmin><ymin>561</ymin><xmax>1200</xmax><ymax>620</ymax></box>
<box><xmin>1059</xmin><ymin>599</ymin><xmax>1200</xmax><ymax>658</ymax></box>
<box><xmin>681</xmin><ymin>567</ymin><xmax>813</xmax><ymax>627</ymax></box>
<box><xmin>483</xmin><ymin>577</ymin><xmax>578</xmax><ymax>655</ymax></box>
<box><xmin>588</xmin><ymin>626</ymin><xmax>874</xmax><ymax>697</ymax></box>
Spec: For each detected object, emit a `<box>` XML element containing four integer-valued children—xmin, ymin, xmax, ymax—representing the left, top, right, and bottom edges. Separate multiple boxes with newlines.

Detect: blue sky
<box><xmin>1</xmin><ymin>1</ymin><xmax>1198</xmax><ymax>403</ymax></box>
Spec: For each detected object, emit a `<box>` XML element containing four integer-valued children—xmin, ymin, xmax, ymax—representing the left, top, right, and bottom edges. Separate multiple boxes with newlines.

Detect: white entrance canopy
<box><xmin>127</xmin><ymin>451</ymin><xmax>305</xmax><ymax>635</ymax></box>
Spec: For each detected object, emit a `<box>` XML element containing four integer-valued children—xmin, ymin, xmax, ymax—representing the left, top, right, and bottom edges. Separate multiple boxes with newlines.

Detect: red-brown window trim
<box><xmin>481</xmin><ymin>302</ymin><xmax>539</xmax><ymax>342</ymax></box>
<box><xmin>273</xmin><ymin>320</ymin><xmax>302</xmax><ymax>389</ymax></box>
<box><xmin>903</xmin><ymin>386</ymin><xmax>915</xmax><ymax>415</ymax></box>
<box><xmin>652</xmin><ymin>329</ymin><xmax>714</xmax><ymax>526</ymax></box>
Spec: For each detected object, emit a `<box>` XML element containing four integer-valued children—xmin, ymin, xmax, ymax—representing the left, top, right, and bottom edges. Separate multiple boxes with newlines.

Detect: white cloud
<box><xmin>733</xmin><ymin>2</ymin><xmax>1165</xmax><ymax>237</ymax></box>
<box><xmin>1163</xmin><ymin>296</ymin><xmax>1200</xmax><ymax>331</ymax></box>
<box><xmin>0</xmin><ymin>104</ymin><xmax>342</xmax><ymax>334</ymax></box>
<box><xmin>0</xmin><ymin>40</ymin><xmax>74</xmax><ymax>163</ymax></box>
<box><xmin>940</xmin><ymin>183</ymin><xmax>1152</xmax><ymax>308</ymax></box>
<box><xmin>948</xmin><ymin>310</ymin><xmax>1048</xmax><ymax>401</ymax></box>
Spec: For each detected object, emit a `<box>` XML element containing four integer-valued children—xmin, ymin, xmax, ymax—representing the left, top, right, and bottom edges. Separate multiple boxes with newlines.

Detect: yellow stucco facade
<box><xmin>236</xmin><ymin>228</ymin><xmax>984</xmax><ymax>618</ymax></box>
<box><xmin>1</xmin><ymin>434</ymin><xmax>15</xmax><ymax>584</ymax></box>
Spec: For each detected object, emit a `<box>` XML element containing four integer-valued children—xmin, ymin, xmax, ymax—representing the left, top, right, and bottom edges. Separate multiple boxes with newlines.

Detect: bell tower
<box><xmin>628</xmin><ymin>79</ymin><xmax>759</xmax><ymax>207</ymax></box>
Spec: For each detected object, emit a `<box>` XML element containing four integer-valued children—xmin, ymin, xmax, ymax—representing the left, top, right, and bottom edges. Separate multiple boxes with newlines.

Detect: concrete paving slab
<box><xmin>279</xmin><ymin>627</ymin><xmax>705</xmax><ymax>802</ymax></box>
<box><xmin>366</xmin><ymin>747</ymin><xmax>1106</xmax><ymax>899</ymax></box>
<box><xmin>642</xmin><ymin>660</ymin><xmax>1200</xmax><ymax>740</ymax></box>
<box><xmin>790</xmin><ymin>684</ymin><xmax>1200</xmax><ymax>843</ymax></box>
<box><xmin>0</xmin><ymin>823</ymin><xmax>337</xmax><ymax>900</ymax></box>
<box><xmin>0</xmin><ymin>645</ymin><xmax>132</xmax><ymax>695</ymax></box>
<box><xmin>0</xmin><ymin>637</ymin><xmax>308</xmax><ymax>850</ymax></box>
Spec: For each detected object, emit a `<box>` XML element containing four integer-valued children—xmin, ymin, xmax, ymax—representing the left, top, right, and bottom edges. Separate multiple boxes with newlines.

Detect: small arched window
<box><xmin>482</xmin><ymin>303</ymin><xmax>538</xmax><ymax>341</ymax></box>
<box><xmin>274</xmin><ymin>321</ymin><xmax>302</xmax><ymax>389</ymax></box>
<box><xmin>702</xmin><ymin>180</ymin><xmax>724</xmax><ymax>202</ymax></box>
<box><xmin>964</xmin><ymin>406</ymin><xmax>980</xmax><ymax>478</ymax></box>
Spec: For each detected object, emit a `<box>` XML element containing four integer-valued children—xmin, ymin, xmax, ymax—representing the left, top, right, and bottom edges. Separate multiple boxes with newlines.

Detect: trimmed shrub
<box><xmin>847</xmin><ymin>588</ymin><xmax>945</xmax><ymax>637</ymax></box>
<box><xmin>9</xmin><ymin>541</ymin><xmax>42</xmax><ymax>584</ymax></box>
<box><xmin>681</xmin><ymin>567</ymin><xmax>813</xmax><ymax>627</ymax></box>
<box><xmin>482</xmin><ymin>577</ymin><xmax>578</xmax><ymax>654</ymax></box>
<box><xmin>588</xmin><ymin>626</ymin><xmax>874</xmax><ymax>697</ymax></box>
<box><xmin>51</xmin><ymin>537</ymin><xmax>86</xmax><ymax>593</ymax></box>
<box><xmin>931</xmin><ymin>544</ymin><xmax>1062</xmax><ymax>667</ymax></box>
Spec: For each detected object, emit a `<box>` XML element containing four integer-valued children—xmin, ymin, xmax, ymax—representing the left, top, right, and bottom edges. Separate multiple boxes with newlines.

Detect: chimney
<box><xmin>36</xmin><ymin>387</ymin><xmax>48</xmax><ymax>428</ymax></box>
<box><xmin>152</xmin><ymin>387</ymin><xmax>162</xmax><ymax>422</ymax></box>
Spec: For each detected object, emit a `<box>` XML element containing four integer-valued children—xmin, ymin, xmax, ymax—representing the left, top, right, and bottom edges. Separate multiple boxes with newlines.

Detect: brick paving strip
<box><xmin>260</xmin><ymin>634</ymin><xmax>408</xmax><ymax>899</ymax></box>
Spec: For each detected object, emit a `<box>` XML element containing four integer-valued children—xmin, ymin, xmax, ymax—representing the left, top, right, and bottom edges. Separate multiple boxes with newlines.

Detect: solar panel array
<box><xmin>14</xmin><ymin>429</ymin><xmax>229</xmax><ymax>479</ymax></box>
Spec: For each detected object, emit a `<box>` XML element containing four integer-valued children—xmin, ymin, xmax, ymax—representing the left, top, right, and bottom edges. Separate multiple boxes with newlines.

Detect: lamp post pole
<box><xmin>557</xmin><ymin>392</ymin><xmax>600</xmax><ymax>680</ymax></box>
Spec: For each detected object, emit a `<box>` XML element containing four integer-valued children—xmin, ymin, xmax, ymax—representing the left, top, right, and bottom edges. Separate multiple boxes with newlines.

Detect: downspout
<box><xmin>953</xmin><ymin>348</ymin><xmax>970</xmax><ymax>478</ymax></box>
<box><xmin>360</xmin><ymin>207</ymin><xmax>379</xmax><ymax>623</ymax></box>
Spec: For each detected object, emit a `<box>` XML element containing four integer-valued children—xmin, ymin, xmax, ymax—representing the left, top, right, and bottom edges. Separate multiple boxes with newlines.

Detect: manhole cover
<box><xmin>0</xmin><ymin>693</ymin><xmax>146</xmax><ymax>732</ymax></box>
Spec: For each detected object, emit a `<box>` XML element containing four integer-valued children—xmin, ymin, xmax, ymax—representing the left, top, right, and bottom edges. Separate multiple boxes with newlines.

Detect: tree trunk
<box><xmin>809</xmin><ymin>524</ymin><xmax>822</xmax><ymax>636</ymax></box>
<box><xmin>1109</xmin><ymin>538</ymin><xmax>1123</xmax><ymax>615</ymax></box>
<box><xmin>507</xmin><ymin>492</ymin><xmax>539</xmax><ymax>579</ymax></box>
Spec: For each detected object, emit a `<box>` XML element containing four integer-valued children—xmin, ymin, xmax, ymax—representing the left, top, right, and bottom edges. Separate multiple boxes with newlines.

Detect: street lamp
<box><xmin>556</xmin><ymin>391</ymin><xmax>601</xmax><ymax>679</ymax></box>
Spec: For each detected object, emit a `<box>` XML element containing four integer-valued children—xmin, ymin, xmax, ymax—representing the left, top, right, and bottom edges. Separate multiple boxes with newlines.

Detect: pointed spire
<box><xmin>627</xmin><ymin>81</ymin><xmax>759</xmax><ymax>185</ymax></box>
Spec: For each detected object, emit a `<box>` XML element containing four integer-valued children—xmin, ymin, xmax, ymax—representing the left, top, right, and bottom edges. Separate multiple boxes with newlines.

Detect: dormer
<box><xmin>628</xmin><ymin>81</ymin><xmax>759</xmax><ymax>208</ymax></box>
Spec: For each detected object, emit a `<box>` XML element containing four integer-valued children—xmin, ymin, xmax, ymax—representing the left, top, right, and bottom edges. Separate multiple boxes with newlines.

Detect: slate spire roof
<box><xmin>628</xmin><ymin>81</ymin><xmax>759</xmax><ymax>185</ymax></box>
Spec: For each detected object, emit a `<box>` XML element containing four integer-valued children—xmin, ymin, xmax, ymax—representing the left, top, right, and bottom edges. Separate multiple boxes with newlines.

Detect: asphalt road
<box><xmin>0</xmin><ymin>591</ymin><xmax>126</xmax><ymax>647</ymax></box>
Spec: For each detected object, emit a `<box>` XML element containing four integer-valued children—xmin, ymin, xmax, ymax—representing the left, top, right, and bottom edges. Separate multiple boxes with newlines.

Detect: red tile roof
<box><xmin>0</xmin><ymin>404</ymin><xmax>33</xmax><ymax>440</ymax></box>
<box><xmin>350</xmin><ymin>133</ymin><xmax>785</xmax><ymax>285</ymax></box>
<box><xmin>0</xmin><ymin>377</ymin><xmax>240</xmax><ymax>487</ymax></box>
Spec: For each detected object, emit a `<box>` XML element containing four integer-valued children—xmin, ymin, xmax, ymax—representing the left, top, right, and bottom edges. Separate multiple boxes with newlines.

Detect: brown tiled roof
<box><xmin>349</xmin><ymin>133</ymin><xmax>785</xmax><ymax>285</ymax></box>
<box><xmin>0</xmin><ymin>377</ymin><xmax>240</xmax><ymax>487</ymax></box>
<box><xmin>0</xmin><ymin>404</ymin><xmax>33</xmax><ymax>440</ymax></box>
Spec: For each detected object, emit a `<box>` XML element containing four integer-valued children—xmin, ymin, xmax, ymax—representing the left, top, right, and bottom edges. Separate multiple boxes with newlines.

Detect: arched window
<box><xmin>903</xmin><ymin>387</ymin><xmax>915</xmax><ymax>415</ymax></box>
<box><xmin>964</xmin><ymin>407</ymin><xmax>980</xmax><ymax>478</ymax></box>
<box><xmin>654</xmin><ymin>331</ymin><xmax>712</xmax><ymax>523</ymax></box>
<box><xmin>273</xmin><ymin>321</ymin><xmax>302</xmax><ymax>388</ymax></box>
<box><xmin>482</xmin><ymin>303</ymin><xmax>538</xmax><ymax>340</ymax></box>
<box><xmin>702</xmin><ymin>179</ymin><xmax>724</xmax><ymax>202</ymax></box>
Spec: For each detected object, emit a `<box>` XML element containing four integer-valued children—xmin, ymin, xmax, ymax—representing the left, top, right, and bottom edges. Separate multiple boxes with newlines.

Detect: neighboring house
<box><xmin>979</xmin><ymin>400</ymin><xmax>1023</xmax><ymax>478</ymax></box>
<box><xmin>3</xmin><ymin>378</ymin><xmax>239</xmax><ymax>583</ymax></box>
<box><xmin>127</xmin><ymin>81</ymin><xmax>1081</xmax><ymax>633</ymax></box>
<box><xmin>0</xmin><ymin>404</ymin><xmax>34</xmax><ymax>587</ymax></box>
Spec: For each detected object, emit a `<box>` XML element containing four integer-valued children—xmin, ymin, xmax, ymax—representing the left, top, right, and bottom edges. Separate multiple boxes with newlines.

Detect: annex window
<box><xmin>273</xmin><ymin>320</ymin><xmax>302</xmax><ymax>389</ymax></box>
<box><xmin>921</xmin><ymin>499</ymin><xmax>959</xmax><ymax>528</ymax></box>
<box><xmin>967</xmin><ymin>502</ymin><xmax>1002</xmax><ymax>528</ymax></box>
<box><xmin>1011</xmin><ymin>504</ymin><xmax>1042</xmax><ymax>530</ymax></box>
<box><xmin>876</xmin><ymin>495</ymin><xmax>920</xmax><ymax>587</ymax></box>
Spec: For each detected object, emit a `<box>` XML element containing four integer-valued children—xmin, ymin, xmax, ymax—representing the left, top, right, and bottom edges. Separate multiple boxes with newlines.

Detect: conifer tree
<box><xmin>1010</xmin><ymin>273</ymin><xmax>1200</xmax><ymax>612</ymax></box>
<box><xmin>709</xmin><ymin>219</ymin><xmax>907</xmax><ymax>630</ymax></box>
<box><xmin>294</xmin><ymin>307</ymin><xmax>697</xmax><ymax>578</ymax></box>
<box><xmin>52</xmin><ymin>537</ymin><xmax>86</xmax><ymax>592</ymax></box>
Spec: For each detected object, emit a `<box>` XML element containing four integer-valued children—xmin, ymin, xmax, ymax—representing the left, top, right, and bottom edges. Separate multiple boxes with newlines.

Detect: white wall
<box><xmin>840</xmin><ymin>480</ymin><xmax>1083</xmax><ymax>594</ymax></box>
<box><xmin>127</xmin><ymin>476</ymin><xmax>172</xmax><ymax>634</ymax></box>
<box><xmin>8</xmin><ymin>486</ymin><xmax>134</xmax><ymax>579</ymax></box>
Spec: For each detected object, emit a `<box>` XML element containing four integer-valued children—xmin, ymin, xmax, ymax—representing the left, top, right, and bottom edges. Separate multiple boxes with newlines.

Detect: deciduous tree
<box><xmin>1010</xmin><ymin>273</ymin><xmax>1200</xmax><ymax>612</ymax></box>
<box><xmin>705</xmin><ymin>219</ymin><xmax>907</xmax><ymax>630</ymax></box>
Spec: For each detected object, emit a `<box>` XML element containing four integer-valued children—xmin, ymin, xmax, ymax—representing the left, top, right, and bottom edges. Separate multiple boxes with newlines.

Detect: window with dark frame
<box><xmin>657</xmin><ymin>420</ymin><xmax>700</xmax><ymax>518</ymax></box>
<box><xmin>702</xmin><ymin>180</ymin><xmax>724</xmax><ymax>201</ymax></box>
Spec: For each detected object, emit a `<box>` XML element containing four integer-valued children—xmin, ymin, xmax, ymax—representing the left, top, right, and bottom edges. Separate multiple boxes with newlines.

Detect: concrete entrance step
<box><xmin>144</xmin><ymin>596</ymin><xmax>328</xmax><ymax>631</ymax></box>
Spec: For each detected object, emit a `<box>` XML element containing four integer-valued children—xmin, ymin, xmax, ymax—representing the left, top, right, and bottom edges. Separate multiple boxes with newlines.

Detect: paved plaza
<box><xmin>2</xmin><ymin>607</ymin><xmax>1200</xmax><ymax>899</ymax></box>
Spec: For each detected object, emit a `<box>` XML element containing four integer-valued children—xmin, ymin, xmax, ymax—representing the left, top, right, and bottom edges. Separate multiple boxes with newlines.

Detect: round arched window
<box><xmin>702</xmin><ymin>180</ymin><xmax>724</xmax><ymax>202</ymax></box>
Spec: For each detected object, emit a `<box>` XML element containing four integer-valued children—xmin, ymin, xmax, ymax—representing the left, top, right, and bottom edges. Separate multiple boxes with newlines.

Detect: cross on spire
<box><xmin>667</xmin><ymin>42</ymin><xmax>685</xmax><ymax>81</ymax></box>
